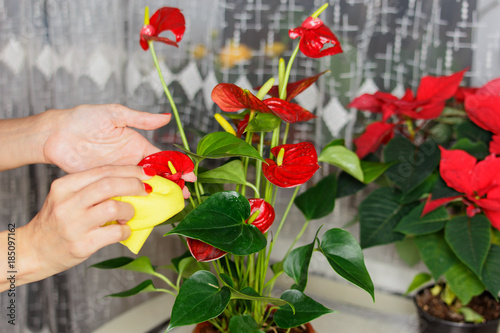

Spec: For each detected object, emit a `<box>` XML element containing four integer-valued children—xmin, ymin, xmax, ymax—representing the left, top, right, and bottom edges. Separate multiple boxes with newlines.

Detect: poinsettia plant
<box><xmin>351</xmin><ymin>68</ymin><xmax>500</xmax><ymax>322</ymax></box>
<box><xmin>92</xmin><ymin>4</ymin><xmax>378</xmax><ymax>333</ymax></box>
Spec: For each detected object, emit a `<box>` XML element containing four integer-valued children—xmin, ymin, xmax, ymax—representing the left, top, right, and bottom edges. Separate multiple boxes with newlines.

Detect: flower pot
<box><xmin>192</xmin><ymin>321</ymin><xmax>315</xmax><ymax>333</ymax></box>
<box><xmin>414</xmin><ymin>287</ymin><xmax>500</xmax><ymax>333</ymax></box>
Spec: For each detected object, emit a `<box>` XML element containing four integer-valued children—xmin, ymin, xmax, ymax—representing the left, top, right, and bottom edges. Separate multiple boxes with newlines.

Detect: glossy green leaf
<box><xmin>273</xmin><ymin>290</ymin><xmax>334</xmax><ymax>328</ymax></box>
<box><xmin>197</xmin><ymin>160</ymin><xmax>246</xmax><ymax>185</ymax></box>
<box><xmin>359</xmin><ymin>187</ymin><xmax>417</xmax><ymax>248</ymax></box>
<box><xmin>90</xmin><ymin>256</ymin><xmax>156</xmax><ymax>275</ymax></box>
<box><xmin>323</xmin><ymin>139</ymin><xmax>345</xmax><ymax>149</ymax></box>
<box><xmin>360</xmin><ymin>160</ymin><xmax>394</xmax><ymax>184</ymax></box>
<box><xmin>245</xmin><ymin>112</ymin><xmax>281</xmax><ymax>133</ymax></box>
<box><xmin>283</xmin><ymin>239</ymin><xmax>315</xmax><ymax>292</ymax></box>
<box><xmin>196</xmin><ymin>132</ymin><xmax>264</xmax><ymax>161</ymax></box>
<box><xmin>444</xmin><ymin>215</ymin><xmax>491</xmax><ymax>277</ymax></box>
<box><xmin>227</xmin><ymin>286</ymin><xmax>288</xmax><ymax>307</ymax></box>
<box><xmin>107</xmin><ymin>280</ymin><xmax>160</xmax><ymax>297</ymax></box>
<box><xmin>415</xmin><ymin>232</ymin><xmax>458</xmax><ymax>281</ymax></box>
<box><xmin>458</xmin><ymin>307</ymin><xmax>485</xmax><ymax>324</ymax></box>
<box><xmin>383</xmin><ymin>137</ymin><xmax>440</xmax><ymax>193</ymax></box>
<box><xmin>294</xmin><ymin>173</ymin><xmax>337</xmax><ymax>220</ymax></box>
<box><xmin>395</xmin><ymin>203</ymin><xmax>449</xmax><ymax>235</ymax></box>
<box><xmin>167</xmin><ymin>271</ymin><xmax>231</xmax><ymax>331</ymax></box>
<box><xmin>404</xmin><ymin>273</ymin><xmax>432</xmax><ymax>295</ymax></box>
<box><xmin>319</xmin><ymin>145</ymin><xmax>364</xmax><ymax>182</ymax></box>
<box><xmin>229</xmin><ymin>315</ymin><xmax>262</xmax><ymax>333</ymax></box>
<box><xmin>444</xmin><ymin>263</ymin><xmax>485</xmax><ymax>305</ymax></box>
<box><xmin>320</xmin><ymin>228</ymin><xmax>374</xmax><ymax>300</ymax></box>
<box><xmin>336</xmin><ymin>172</ymin><xmax>366</xmax><ymax>198</ymax></box>
<box><xmin>481</xmin><ymin>244</ymin><xmax>500</xmax><ymax>297</ymax></box>
<box><xmin>166</xmin><ymin>191</ymin><xmax>267</xmax><ymax>255</ymax></box>
<box><xmin>395</xmin><ymin>237</ymin><xmax>421</xmax><ymax>267</ymax></box>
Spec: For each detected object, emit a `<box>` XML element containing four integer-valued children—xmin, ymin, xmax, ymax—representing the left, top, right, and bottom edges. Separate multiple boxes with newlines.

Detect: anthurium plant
<box><xmin>351</xmin><ymin>68</ymin><xmax>500</xmax><ymax>322</ymax></box>
<box><xmin>92</xmin><ymin>4</ymin><xmax>380</xmax><ymax>333</ymax></box>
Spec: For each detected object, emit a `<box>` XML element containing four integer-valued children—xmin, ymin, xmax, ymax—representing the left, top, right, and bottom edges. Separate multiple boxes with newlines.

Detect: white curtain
<box><xmin>0</xmin><ymin>0</ymin><xmax>498</xmax><ymax>332</ymax></box>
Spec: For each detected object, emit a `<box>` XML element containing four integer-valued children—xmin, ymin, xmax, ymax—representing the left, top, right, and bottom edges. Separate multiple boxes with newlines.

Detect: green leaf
<box><xmin>320</xmin><ymin>228</ymin><xmax>374</xmax><ymax>300</ymax></box>
<box><xmin>405</xmin><ymin>273</ymin><xmax>432</xmax><ymax>295</ymax></box>
<box><xmin>283</xmin><ymin>239</ymin><xmax>316</xmax><ymax>292</ymax></box>
<box><xmin>360</xmin><ymin>160</ymin><xmax>395</xmax><ymax>184</ymax></box>
<box><xmin>444</xmin><ymin>215</ymin><xmax>491</xmax><ymax>277</ymax></box>
<box><xmin>273</xmin><ymin>290</ymin><xmax>334</xmax><ymax>328</ymax></box>
<box><xmin>336</xmin><ymin>172</ymin><xmax>366</xmax><ymax>198</ymax></box>
<box><xmin>90</xmin><ymin>256</ymin><xmax>156</xmax><ymax>275</ymax></box>
<box><xmin>444</xmin><ymin>263</ymin><xmax>485</xmax><ymax>305</ymax></box>
<box><xmin>383</xmin><ymin>138</ymin><xmax>440</xmax><ymax>193</ymax></box>
<box><xmin>395</xmin><ymin>237</ymin><xmax>421</xmax><ymax>267</ymax></box>
<box><xmin>400</xmin><ymin>173</ymin><xmax>437</xmax><ymax>204</ymax></box>
<box><xmin>107</xmin><ymin>280</ymin><xmax>160</xmax><ymax>297</ymax></box>
<box><xmin>415</xmin><ymin>232</ymin><xmax>458</xmax><ymax>281</ymax></box>
<box><xmin>457</xmin><ymin>307</ymin><xmax>485</xmax><ymax>324</ymax></box>
<box><xmin>455</xmin><ymin>119</ymin><xmax>492</xmax><ymax>144</ymax></box>
<box><xmin>227</xmin><ymin>286</ymin><xmax>289</xmax><ymax>307</ymax></box>
<box><xmin>359</xmin><ymin>187</ymin><xmax>417</xmax><ymax>248</ymax></box>
<box><xmin>319</xmin><ymin>145</ymin><xmax>364</xmax><ymax>182</ymax></box>
<box><xmin>167</xmin><ymin>271</ymin><xmax>231</xmax><ymax>331</ymax></box>
<box><xmin>395</xmin><ymin>203</ymin><xmax>449</xmax><ymax>235</ymax></box>
<box><xmin>430</xmin><ymin>176</ymin><xmax>462</xmax><ymax>200</ymax></box>
<box><xmin>228</xmin><ymin>315</ymin><xmax>262</xmax><ymax>333</ymax></box>
<box><xmin>451</xmin><ymin>138</ymin><xmax>489</xmax><ymax>160</ymax></box>
<box><xmin>196</xmin><ymin>132</ymin><xmax>264</xmax><ymax>161</ymax></box>
<box><xmin>245</xmin><ymin>112</ymin><xmax>281</xmax><ymax>133</ymax></box>
<box><xmin>166</xmin><ymin>191</ymin><xmax>267</xmax><ymax>255</ymax></box>
<box><xmin>197</xmin><ymin>160</ymin><xmax>246</xmax><ymax>185</ymax></box>
<box><xmin>323</xmin><ymin>139</ymin><xmax>345</xmax><ymax>149</ymax></box>
<box><xmin>429</xmin><ymin>122</ymin><xmax>454</xmax><ymax>145</ymax></box>
<box><xmin>294</xmin><ymin>174</ymin><xmax>337</xmax><ymax>220</ymax></box>
<box><xmin>481</xmin><ymin>244</ymin><xmax>500</xmax><ymax>297</ymax></box>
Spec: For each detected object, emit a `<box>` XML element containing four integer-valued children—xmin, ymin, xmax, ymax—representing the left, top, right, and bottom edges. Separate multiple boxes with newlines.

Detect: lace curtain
<box><xmin>0</xmin><ymin>0</ymin><xmax>498</xmax><ymax>332</ymax></box>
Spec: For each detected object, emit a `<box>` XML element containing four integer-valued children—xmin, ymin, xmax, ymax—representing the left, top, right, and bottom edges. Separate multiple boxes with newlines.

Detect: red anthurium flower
<box><xmin>187</xmin><ymin>199</ymin><xmax>275</xmax><ymax>262</ymax></box>
<box><xmin>353</xmin><ymin>121</ymin><xmax>395</xmax><ymax>159</ymax></box>
<box><xmin>140</xmin><ymin>7</ymin><xmax>186</xmax><ymax>51</ymax></box>
<box><xmin>423</xmin><ymin>147</ymin><xmax>500</xmax><ymax>230</ymax></box>
<box><xmin>263</xmin><ymin>142</ymin><xmax>319</xmax><ymax>188</ymax></box>
<box><xmin>263</xmin><ymin>98</ymin><xmax>316</xmax><ymax>123</ymax></box>
<box><xmin>247</xmin><ymin>198</ymin><xmax>275</xmax><ymax>233</ymax></box>
<box><xmin>261</xmin><ymin>71</ymin><xmax>328</xmax><ymax>102</ymax></box>
<box><xmin>138</xmin><ymin>151</ymin><xmax>196</xmax><ymax>199</ymax></box>
<box><xmin>289</xmin><ymin>17</ymin><xmax>342</xmax><ymax>58</ymax></box>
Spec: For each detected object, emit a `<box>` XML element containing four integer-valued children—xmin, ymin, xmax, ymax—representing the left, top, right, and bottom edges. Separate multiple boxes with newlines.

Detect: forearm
<box><xmin>0</xmin><ymin>111</ymin><xmax>54</xmax><ymax>171</ymax></box>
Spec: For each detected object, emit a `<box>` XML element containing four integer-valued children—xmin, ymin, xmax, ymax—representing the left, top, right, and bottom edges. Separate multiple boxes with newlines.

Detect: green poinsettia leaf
<box><xmin>359</xmin><ymin>187</ymin><xmax>417</xmax><ymax>248</ymax></box>
<box><xmin>166</xmin><ymin>191</ymin><xmax>266</xmax><ymax>255</ymax></box>
<box><xmin>395</xmin><ymin>203</ymin><xmax>449</xmax><ymax>235</ymax></box>
<box><xmin>451</xmin><ymin>137</ymin><xmax>489</xmax><ymax>160</ymax></box>
<box><xmin>107</xmin><ymin>280</ymin><xmax>160</xmax><ymax>297</ymax></box>
<box><xmin>167</xmin><ymin>271</ymin><xmax>231</xmax><ymax>331</ymax></box>
<box><xmin>414</xmin><ymin>232</ymin><xmax>458</xmax><ymax>281</ymax></box>
<box><xmin>229</xmin><ymin>315</ymin><xmax>263</xmax><ymax>333</ymax></box>
<box><xmin>430</xmin><ymin>176</ymin><xmax>462</xmax><ymax>200</ymax></box>
<box><xmin>320</xmin><ymin>228</ymin><xmax>374</xmax><ymax>300</ymax></box>
<box><xmin>395</xmin><ymin>237</ymin><xmax>421</xmax><ymax>267</ymax></box>
<box><xmin>245</xmin><ymin>112</ymin><xmax>281</xmax><ymax>133</ymax></box>
<box><xmin>360</xmin><ymin>160</ymin><xmax>395</xmax><ymax>184</ymax></box>
<box><xmin>197</xmin><ymin>160</ymin><xmax>246</xmax><ymax>185</ymax></box>
<box><xmin>404</xmin><ymin>272</ymin><xmax>432</xmax><ymax>295</ymax></box>
<box><xmin>336</xmin><ymin>172</ymin><xmax>366</xmax><ymax>198</ymax></box>
<box><xmin>294</xmin><ymin>173</ymin><xmax>337</xmax><ymax>220</ymax></box>
<box><xmin>90</xmin><ymin>256</ymin><xmax>156</xmax><ymax>275</ymax></box>
<box><xmin>383</xmin><ymin>137</ymin><xmax>440</xmax><ymax>193</ymax></box>
<box><xmin>283</xmin><ymin>235</ymin><xmax>316</xmax><ymax>292</ymax></box>
<box><xmin>197</xmin><ymin>132</ymin><xmax>264</xmax><ymax>161</ymax></box>
<box><xmin>273</xmin><ymin>290</ymin><xmax>334</xmax><ymax>328</ymax></box>
<box><xmin>444</xmin><ymin>215</ymin><xmax>491</xmax><ymax>277</ymax></box>
<box><xmin>481</xmin><ymin>244</ymin><xmax>500</xmax><ymax>298</ymax></box>
<box><xmin>455</xmin><ymin>119</ymin><xmax>492</xmax><ymax>144</ymax></box>
<box><xmin>319</xmin><ymin>145</ymin><xmax>364</xmax><ymax>182</ymax></box>
<box><xmin>444</xmin><ymin>262</ymin><xmax>485</xmax><ymax>305</ymax></box>
<box><xmin>400</xmin><ymin>173</ymin><xmax>438</xmax><ymax>204</ymax></box>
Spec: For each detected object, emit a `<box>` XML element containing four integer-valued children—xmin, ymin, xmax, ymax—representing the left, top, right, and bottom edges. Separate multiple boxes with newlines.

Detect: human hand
<box><xmin>16</xmin><ymin>165</ymin><xmax>152</xmax><ymax>285</ymax></box>
<box><xmin>43</xmin><ymin>104</ymin><xmax>172</xmax><ymax>173</ymax></box>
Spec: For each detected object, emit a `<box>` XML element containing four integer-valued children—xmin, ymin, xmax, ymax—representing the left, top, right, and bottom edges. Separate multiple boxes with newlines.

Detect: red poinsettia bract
<box><xmin>353</xmin><ymin>121</ymin><xmax>395</xmax><ymax>159</ymax></box>
<box><xmin>138</xmin><ymin>151</ymin><xmax>196</xmax><ymax>199</ymax></box>
<box><xmin>187</xmin><ymin>198</ymin><xmax>275</xmax><ymax>262</ymax></box>
<box><xmin>263</xmin><ymin>142</ymin><xmax>319</xmax><ymax>188</ymax></box>
<box><xmin>289</xmin><ymin>17</ymin><xmax>342</xmax><ymax>58</ymax></box>
<box><xmin>422</xmin><ymin>147</ymin><xmax>500</xmax><ymax>230</ymax></box>
<box><xmin>211</xmin><ymin>83</ymin><xmax>316</xmax><ymax>123</ymax></box>
<box><xmin>140</xmin><ymin>7</ymin><xmax>186</xmax><ymax>51</ymax></box>
<box><xmin>464</xmin><ymin>78</ymin><xmax>500</xmax><ymax>154</ymax></box>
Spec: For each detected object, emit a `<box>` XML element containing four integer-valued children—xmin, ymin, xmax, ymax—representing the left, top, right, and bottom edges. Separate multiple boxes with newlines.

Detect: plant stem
<box><xmin>154</xmin><ymin>272</ymin><xmax>179</xmax><ymax>292</ymax></box>
<box><xmin>284</xmin><ymin>219</ymin><xmax>311</xmax><ymax>259</ymax></box>
<box><xmin>279</xmin><ymin>44</ymin><xmax>300</xmax><ymax>100</ymax></box>
<box><xmin>148</xmin><ymin>42</ymin><xmax>190</xmax><ymax>151</ymax></box>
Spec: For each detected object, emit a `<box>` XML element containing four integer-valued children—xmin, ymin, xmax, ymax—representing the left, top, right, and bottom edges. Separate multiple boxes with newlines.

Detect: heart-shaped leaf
<box><xmin>91</xmin><ymin>256</ymin><xmax>156</xmax><ymax>275</ymax></box>
<box><xmin>395</xmin><ymin>203</ymin><xmax>449</xmax><ymax>235</ymax></box>
<box><xmin>320</xmin><ymin>228</ymin><xmax>374</xmax><ymax>300</ymax></box>
<box><xmin>445</xmin><ymin>215</ymin><xmax>491</xmax><ymax>277</ymax></box>
<box><xmin>107</xmin><ymin>280</ymin><xmax>161</xmax><ymax>297</ymax></box>
<box><xmin>167</xmin><ymin>271</ymin><xmax>231</xmax><ymax>331</ymax></box>
<box><xmin>294</xmin><ymin>173</ymin><xmax>337</xmax><ymax>220</ymax></box>
<box><xmin>336</xmin><ymin>172</ymin><xmax>366</xmax><ymax>198</ymax></box>
<box><xmin>197</xmin><ymin>160</ymin><xmax>246</xmax><ymax>185</ymax></box>
<box><xmin>319</xmin><ymin>145</ymin><xmax>364</xmax><ymax>182</ymax></box>
<box><xmin>227</xmin><ymin>286</ymin><xmax>288</xmax><ymax>307</ymax></box>
<box><xmin>414</xmin><ymin>232</ymin><xmax>458</xmax><ymax>281</ymax></box>
<box><xmin>283</xmin><ymin>239</ymin><xmax>316</xmax><ymax>292</ymax></box>
<box><xmin>245</xmin><ymin>112</ymin><xmax>281</xmax><ymax>133</ymax></box>
<box><xmin>229</xmin><ymin>315</ymin><xmax>262</xmax><ymax>333</ymax></box>
<box><xmin>360</xmin><ymin>160</ymin><xmax>395</xmax><ymax>184</ymax></box>
<box><xmin>166</xmin><ymin>191</ymin><xmax>267</xmax><ymax>255</ymax></box>
<box><xmin>273</xmin><ymin>290</ymin><xmax>334</xmax><ymax>328</ymax></box>
<box><xmin>197</xmin><ymin>132</ymin><xmax>264</xmax><ymax>161</ymax></box>
<box><xmin>404</xmin><ymin>273</ymin><xmax>432</xmax><ymax>295</ymax></box>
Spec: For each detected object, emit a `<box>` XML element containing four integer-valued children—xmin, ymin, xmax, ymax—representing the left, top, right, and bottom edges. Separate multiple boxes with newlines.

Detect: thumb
<box><xmin>112</xmin><ymin>105</ymin><xmax>172</xmax><ymax>130</ymax></box>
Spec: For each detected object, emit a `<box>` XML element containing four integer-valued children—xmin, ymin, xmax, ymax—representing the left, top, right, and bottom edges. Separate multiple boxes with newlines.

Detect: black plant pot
<box><xmin>414</xmin><ymin>289</ymin><xmax>500</xmax><ymax>333</ymax></box>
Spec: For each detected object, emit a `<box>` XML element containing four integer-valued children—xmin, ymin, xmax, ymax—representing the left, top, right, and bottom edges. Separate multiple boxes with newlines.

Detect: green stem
<box><xmin>279</xmin><ymin>44</ymin><xmax>300</xmax><ymax>100</ymax></box>
<box><xmin>284</xmin><ymin>219</ymin><xmax>311</xmax><ymax>259</ymax></box>
<box><xmin>153</xmin><ymin>272</ymin><xmax>179</xmax><ymax>292</ymax></box>
<box><xmin>155</xmin><ymin>288</ymin><xmax>177</xmax><ymax>297</ymax></box>
<box><xmin>148</xmin><ymin>42</ymin><xmax>190</xmax><ymax>151</ymax></box>
<box><xmin>282</xmin><ymin>123</ymin><xmax>290</xmax><ymax>145</ymax></box>
<box><xmin>255</xmin><ymin>132</ymin><xmax>264</xmax><ymax>198</ymax></box>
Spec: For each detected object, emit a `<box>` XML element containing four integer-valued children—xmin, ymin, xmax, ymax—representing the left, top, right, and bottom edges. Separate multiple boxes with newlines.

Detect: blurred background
<box><xmin>0</xmin><ymin>0</ymin><xmax>499</xmax><ymax>332</ymax></box>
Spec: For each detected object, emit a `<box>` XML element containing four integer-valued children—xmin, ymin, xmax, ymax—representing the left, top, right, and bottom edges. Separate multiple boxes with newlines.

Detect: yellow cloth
<box><xmin>108</xmin><ymin>175</ymin><xmax>185</xmax><ymax>254</ymax></box>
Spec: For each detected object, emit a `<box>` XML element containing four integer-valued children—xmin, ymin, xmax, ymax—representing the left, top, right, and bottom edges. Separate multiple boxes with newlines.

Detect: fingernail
<box><xmin>144</xmin><ymin>183</ymin><xmax>153</xmax><ymax>194</ymax></box>
<box><xmin>143</xmin><ymin>167</ymin><xmax>156</xmax><ymax>176</ymax></box>
<box><xmin>160</xmin><ymin>113</ymin><xmax>171</xmax><ymax>115</ymax></box>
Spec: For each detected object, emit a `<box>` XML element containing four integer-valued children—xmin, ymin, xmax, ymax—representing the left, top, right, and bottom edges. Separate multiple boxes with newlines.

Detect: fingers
<box><xmin>88</xmin><ymin>200</ymin><xmax>136</xmax><ymax>227</ymax></box>
<box><xmin>88</xmin><ymin>224</ymin><xmax>132</xmax><ymax>253</ymax></box>
<box><xmin>108</xmin><ymin>104</ymin><xmax>172</xmax><ymax>130</ymax></box>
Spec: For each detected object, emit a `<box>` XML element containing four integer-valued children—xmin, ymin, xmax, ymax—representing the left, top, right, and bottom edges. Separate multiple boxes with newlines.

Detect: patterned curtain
<box><xmin>0</xmin><ymin>0</ymin><xmax>498</xmax><ymax>332</ymax></box>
